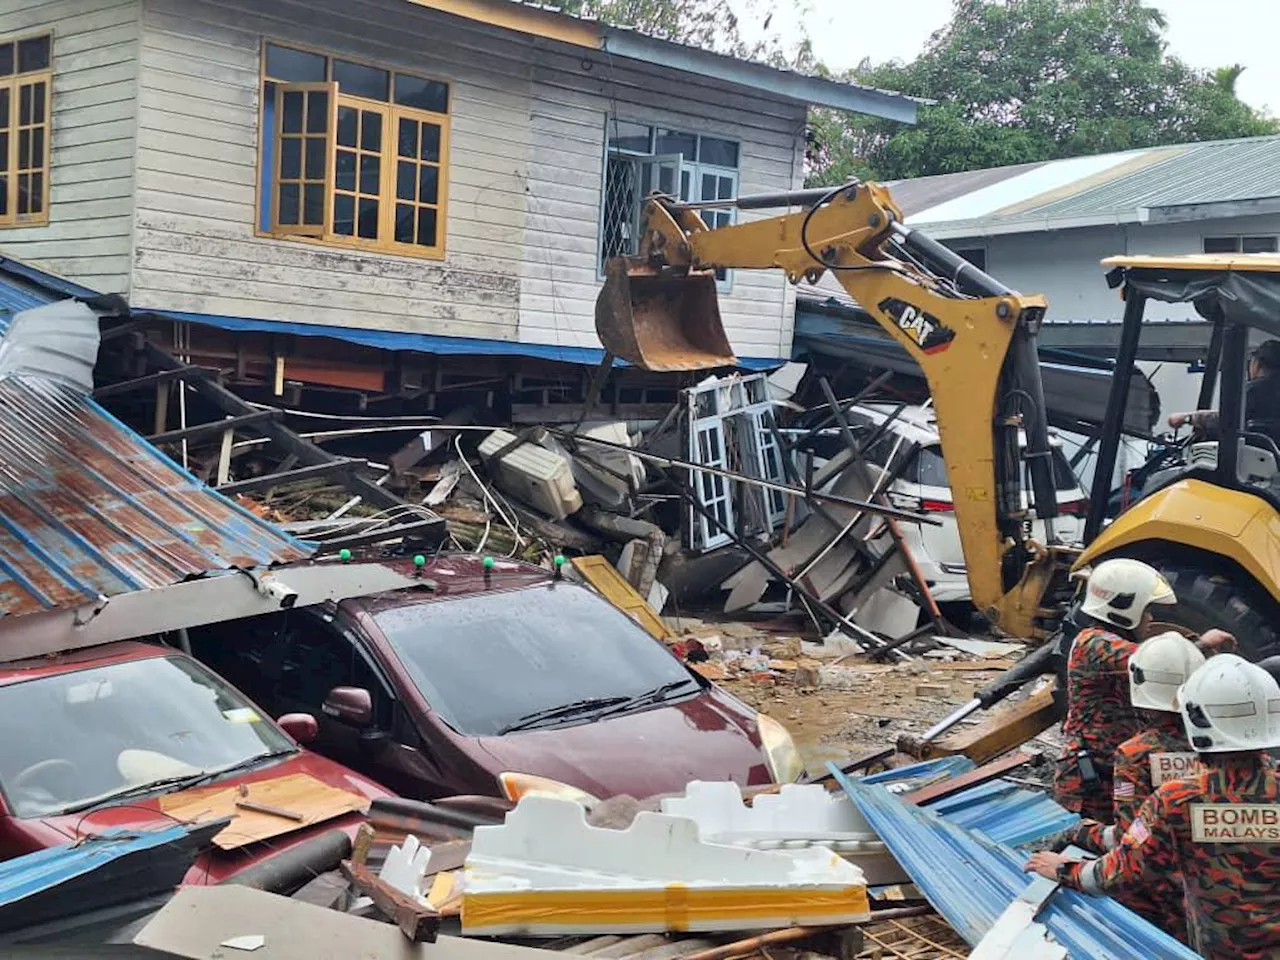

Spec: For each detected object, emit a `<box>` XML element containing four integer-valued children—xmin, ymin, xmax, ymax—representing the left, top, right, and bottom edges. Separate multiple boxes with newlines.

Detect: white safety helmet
<box><xmin>1078</xmin><ymin>558</ymin><xmax>1176</xmax><ymax>631</ymax></box>
<box><xmin>1178</xmin><ymin>654</ymin><xmax>1280</xmax><ymax>753</ymax></box>
<box><xmin>1129</xmin><ymin>631</ymin><xmax>1206</xmax><ymax>712</ymax></box>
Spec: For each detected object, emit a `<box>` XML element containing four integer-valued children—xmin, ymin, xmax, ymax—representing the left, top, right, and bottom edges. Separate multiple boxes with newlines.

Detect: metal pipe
<box><xmin>1216</xmin><ymin>321</ymin><xmax>1250</xmax><ymax>486</ymax></box>
<box><xmin>919</xmin><ymin>699</ymin><xmax>983</xmax><ymax>743</ymax></box>
<box><xmin>547</xmin><ymin>429</ymin><xmax>940</xmax><ymax>526</ymax></box>
<box><xmin>1085</xmin><ymin>292</ymin><xmax>1147</xmax><ymax>543</ymax></box>
<box><xmin>672</xmin><ymin>184</ymin><xmax>855</xmax><ymax>212</ymax></box>
<box><xmin>221</xmin><ymin>830</ymin><xmax>351</xmax><ymax>893</ymax></box>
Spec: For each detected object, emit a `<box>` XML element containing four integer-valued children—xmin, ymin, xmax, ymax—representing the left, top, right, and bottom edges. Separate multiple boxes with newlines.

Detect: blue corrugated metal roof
<box><xmin>0</xmin><ymin>263</ymin><xmax>311</xmax><ymax>618</ymax></box>
<box><xmin>0</xmin><ymin>824</ymin><xmax>192</xmax><ymax>909</ymax></box>
<box><xmin>832</xmin><ymin>765</ymin><xmax>1199</xmax><ymax>959</ymax></box>
<box><xmin>148</xmin><ymin>308</ymin><xmax>786</xmax><ymax>370</ymax></box>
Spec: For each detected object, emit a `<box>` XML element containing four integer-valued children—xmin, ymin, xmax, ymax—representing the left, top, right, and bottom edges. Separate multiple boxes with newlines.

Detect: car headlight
<box><xmin>498</xmin><ymin>772</ymin><xmax>600</xmax><ymax>808</ymax></box>
<box><xmin>756</xmin><ymin>713</ymin><xmax>806</xmax><ymax>784</ymax></box>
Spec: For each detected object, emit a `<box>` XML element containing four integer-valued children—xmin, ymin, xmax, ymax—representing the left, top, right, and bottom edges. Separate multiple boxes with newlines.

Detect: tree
<box><xmin>557</xmin><ymin>0</ymin><xmax>813</xmax><ymax>68</ymax></box>
<box><xmin>807</xmin><ymin>0</ymin><xmax>1278</xmax><ymax>184</ymax></box>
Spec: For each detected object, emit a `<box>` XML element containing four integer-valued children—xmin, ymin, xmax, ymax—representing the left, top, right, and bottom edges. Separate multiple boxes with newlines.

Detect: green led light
<box><xmin>553</xmin><ymin>555</ymin><xmax>566</xmax><ymax>568</ymax></box>
<box><xmin>483</xmin><ymin>556</ymin><xmax>495</xmax><ymax>570</ymax></box>
<box><xmin>413</xmin><ymin>554</ymin><xmax>426</xmax><ymax>568</ymax></box>
<box><xmin>338</xmin><ymin>548</ymin><xmax>352</xmax><ymax>562</ymax></box>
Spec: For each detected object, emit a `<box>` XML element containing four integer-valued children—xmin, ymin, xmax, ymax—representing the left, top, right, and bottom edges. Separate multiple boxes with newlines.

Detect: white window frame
<box><xmin>1202</xmin><ymin>234</ymin><xmax>1279</xmax><ymax>254</ymax></box>
<box><xmin>600</xmin><ymin>120</ymin><xmax>740</xmax><ymax>291</ymax></box>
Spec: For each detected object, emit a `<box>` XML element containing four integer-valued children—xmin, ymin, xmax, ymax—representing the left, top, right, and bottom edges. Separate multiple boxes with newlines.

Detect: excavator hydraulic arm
<box><xmin>600</xmin><ymin>182</ymin><xmax>1075</xmax><ymax>640</ymax></box>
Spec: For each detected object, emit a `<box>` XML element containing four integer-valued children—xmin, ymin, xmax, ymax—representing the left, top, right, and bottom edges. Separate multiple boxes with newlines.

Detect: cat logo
<box><xmin>878</xmin><ymin>298</ymin><xmax>956</xmax><ymax>355</ymax></box>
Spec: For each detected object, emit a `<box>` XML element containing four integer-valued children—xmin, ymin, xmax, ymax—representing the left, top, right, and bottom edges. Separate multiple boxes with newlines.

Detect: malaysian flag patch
<box><xmin>1128</xmin><ymin>818</ymin><xmax>1151</xmax><ymax>844</ymax></box>
<box><xmin>1113</xmin><ymin>780</ymin><xmax>1136</xmax><ymax>799</ymax></box>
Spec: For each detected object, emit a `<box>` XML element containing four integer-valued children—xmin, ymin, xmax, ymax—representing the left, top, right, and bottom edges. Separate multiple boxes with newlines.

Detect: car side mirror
<box><xmin>323</xmin><ymin>686</ymin><xmax>373</xmax><ymax>727</ymax></box>
<box><xmin>276</xmin><ymin>712</ymin><xmax>319</xmax><ymax>744</ymax></box>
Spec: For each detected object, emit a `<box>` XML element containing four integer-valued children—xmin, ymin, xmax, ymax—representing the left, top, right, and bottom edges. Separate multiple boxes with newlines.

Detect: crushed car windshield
<box><xmin>375</xmin><ymin>584</ymin><xmax>698</xmax><ymax>737</ymax></box>
<box><xmin>0</xmin><ymin>655</ymin><xmax>295</xmax><ymax>818</ymax></box>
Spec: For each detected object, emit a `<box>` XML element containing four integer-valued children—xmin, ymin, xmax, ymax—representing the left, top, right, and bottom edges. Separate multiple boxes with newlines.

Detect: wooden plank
<box><xmin>159</xmin><ymin>773</ymin><xmax>369</xmax><ymax>850</ymax></box>
<box><xmin>216</xmin><ymin>457</ymin><xmax>367</xmax><ymax>495</ymax></box>
<box><xmin>148</xmin><ymin>409</ymin><xmax>281</xmax><ymax>445</ymax></box>
<box><xmin>905</xmin><ymin>750</ymin><xmax>1036</xmax><ymax>806</ymax></box>
<box><xmin>342</xmin><ymin>859</ymin><xmax>442</xmax><ymax>943</ymax></box>
<box><xmin>571</xmin><ymin>556</ymin><xmax>671</xmax><ymax>642</ymax></box>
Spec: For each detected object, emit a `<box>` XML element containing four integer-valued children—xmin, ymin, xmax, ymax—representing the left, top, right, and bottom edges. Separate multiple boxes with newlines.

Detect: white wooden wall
<box><xmin>518</xmin><ymin>40</ymin><xmax>806</xmax><ymax>359</ymax></box>
<box><xmin>0</xmin><ymin>0</ymin><xmax>140</xmax><ymax>293</ymax></box>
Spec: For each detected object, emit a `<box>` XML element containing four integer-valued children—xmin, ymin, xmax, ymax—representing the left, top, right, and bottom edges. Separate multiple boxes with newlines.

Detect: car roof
<box><xmin>349</xmin><ymin>553</ymin><xmax>557</xmax><ymax>616</ymax></box>
<box><xmin>854</xmin><ymin>402</ymin><xmax>1063</xmax><ymax>449</ymax></box>
<box><xmin>0</xmin><ymin>640</ymin><xmax>170</xmax><ymax>688</ymax></box>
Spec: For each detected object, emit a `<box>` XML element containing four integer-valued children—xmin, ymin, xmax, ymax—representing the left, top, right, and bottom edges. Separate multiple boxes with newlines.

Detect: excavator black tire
<box><xmin>1146</xmin><ymin>559</ymin><xmax>1280</xmax><ymax>663</ymax></box>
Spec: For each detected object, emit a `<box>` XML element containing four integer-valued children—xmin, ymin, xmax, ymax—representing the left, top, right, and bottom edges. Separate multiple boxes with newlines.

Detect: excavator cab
<box><xmin>1078</xmin><ymin>254</ymin><xmax>1280</xmax><ymax>660</ymax></box>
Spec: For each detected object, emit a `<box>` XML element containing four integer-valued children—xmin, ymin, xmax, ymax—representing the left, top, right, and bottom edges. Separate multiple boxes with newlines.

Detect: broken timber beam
<box><xmin>341</xmin><ymin>859</ymin><xmax>441</xmax><ymax>943</ymax></box>
<box><xmin>217</xmin><ymin>458</ymin><xmax>368</xmax><ymax>495</ymax></box>
<box><xmin>902</xmin><ymin>750</ymin><xmax>1034</xmax><ymax>805</ymax></box>
<box><xmin>148</xmin><ymin>409</ymin><xmax>281</xmax><ymax>446</ymax></box>
<box><xmin>93</xmin><ymin>365</ymin><xmax>216</xmax><ymax>398</ymax></box>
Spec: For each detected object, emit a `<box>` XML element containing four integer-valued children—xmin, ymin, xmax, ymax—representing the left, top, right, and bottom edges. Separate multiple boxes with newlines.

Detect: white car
<box><xmin>803</xmin><ymin>403</ymin><xmax>1088</xmax><ymax>605</ymax></box>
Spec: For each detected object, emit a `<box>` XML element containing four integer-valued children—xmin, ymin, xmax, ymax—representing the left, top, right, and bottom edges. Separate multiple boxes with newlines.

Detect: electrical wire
<box><xmin>452</xmin><ymin>433</ymin><xmax>525</xmax><ymax>553</ymax></box>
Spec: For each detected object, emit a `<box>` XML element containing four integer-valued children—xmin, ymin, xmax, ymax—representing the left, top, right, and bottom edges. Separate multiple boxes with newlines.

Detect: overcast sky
<box><xmin>734</xmin><ymin>0</ymin><xmax>1278</xmax><ymax>116</ymax></box>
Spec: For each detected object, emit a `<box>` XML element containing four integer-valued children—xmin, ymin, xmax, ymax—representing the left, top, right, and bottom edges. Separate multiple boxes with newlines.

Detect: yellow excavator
<box><xmin>595</xmin><ymin>180</ymin><xmax>1280</xmax><ymax>762</ymax></box>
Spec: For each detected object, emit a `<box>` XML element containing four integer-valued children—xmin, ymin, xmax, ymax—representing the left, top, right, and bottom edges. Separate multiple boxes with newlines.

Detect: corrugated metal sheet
<box><xmin>832</xmin><ymin>767</ymin><xmax>1199</xmax><ymax>959</ymax></box>
<box><xmin>0</xmin><ymin>265</ymin><xmax>310</xmax><ymax>619</ymax></box>
<box><xmin>904</xmin><ymin>134</ymin><xmax>1280</xmax><ymax>235</ymax></box>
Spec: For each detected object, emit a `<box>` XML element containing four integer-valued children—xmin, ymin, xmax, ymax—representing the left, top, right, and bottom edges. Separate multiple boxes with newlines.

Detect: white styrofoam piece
<box><xmin>379</xmin><ymin>833</ymin><xmax>433</xmax><ymax>903</ymax></box>
<box><xmin>934</xmin><ymin>636</ymin><xmax>1027</xmax><ymax>659</ymax></box>
<box><xmin>479</xmin><ymin>429</ymin><xmax>583</xmax><ymax>520</ymax></box>
<box><xmin>463</xmin><ymin>795</ymin><xmax>868</xmax><ymax>935</ymax></box>
<box><xmin>658</xmin><ymin>782</ymin><xmax>908</xmax><ymax>886</ymax></box>
<box><xmin>969</xmin><ymin>900</ymin><xmax>1067</xmax><ymax>960</ymax></box>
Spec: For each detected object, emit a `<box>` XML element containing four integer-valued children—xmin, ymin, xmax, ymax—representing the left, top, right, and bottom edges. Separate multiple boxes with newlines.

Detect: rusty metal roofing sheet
<box><xmin>0</xmin><ymin>265</ymin><xmax>310</xmax><ymax>619</ymax></box>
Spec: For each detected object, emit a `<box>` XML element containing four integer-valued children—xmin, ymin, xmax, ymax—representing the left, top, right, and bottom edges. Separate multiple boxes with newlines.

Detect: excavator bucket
<box><xmin>595</xmin><ymin>257</ymin><xmax>737</xmax><ymax>372</ymax></box>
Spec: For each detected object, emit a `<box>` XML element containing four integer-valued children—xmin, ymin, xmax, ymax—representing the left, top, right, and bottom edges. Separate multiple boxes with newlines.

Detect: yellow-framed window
<box><xmin>0</xmin><ymin>34</ymin><xmax>52</xmax><ymax>227</ymax></box>
<box><xmin>272</xmin><ymin>82</ymin><xmax>336</xmax><ymax>236</ymax></box>
<box><xmin>261</xmin><ymin>42</ymin><xmax>450</xmax><ymax>258</ymax></box>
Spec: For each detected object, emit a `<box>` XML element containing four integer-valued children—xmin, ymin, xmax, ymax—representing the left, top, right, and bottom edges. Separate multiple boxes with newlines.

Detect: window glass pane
<box><xmin>360</xmin><ymin>111</ymin><xmax>381</xmax><ymax>151</ymax></box>
<box><xmin>333</xmin><ymin>193</ymin><xmax>355</xmax><ymax>235</ymax></box>
<box><xmin>701</xmin><ymin>172</ymin><xmax>716</xmax><ymax>203</ymax></box>
<box><xmin>280</xmin><ymin>138</ymin><xmax>301</xmax><ymax>178</ymax></box>
<box><xmin>1243</xmin><ymin>236</ymin><xmax>1278</xmax><ymax>254</ymax></box>
<box><xmin>0</xmin><ymin>176</ymin><xmax>6</xmax><ymax>215</ymax></box>
<box><xmin>398</xmin><ymin>117</ymin><xmax>417</xmax><ymax>158</ymax></box>
<box><xmin>305</xmin><ymin>90</ymin><xmax>329</xmax><ymax>133</ymax></box>
<box><xmin>266</xmin><ymin>44</ymin><xmax>326</xmax><ymax>82</ymax></box>
<box><xmin>17</xmin><ymin>36</ymin><xmax>50</xmax><ymax>73</ymax></box>
<box><xmin>18</xmin><ymin>85</ymin><xmax>31</xmax><ymax>126</ymax></box>
<box><xmin>304</xmin><ymin>137</ymin><xmax>326</xmax><ymax>178</ymax></box>
<box><xmin>334</xmin><ymin>59</ymin><xmax>389</xmax><ymax>101</ymax></box>
<box><xmin>420</xmin><ymin>124</ymin><xmax>440</xmax><ymax>162</ymax></box>
<box><xmin>679</xmin><ymin>169</ymin><xmax>691</xmax><ymax>202</ymax></box>
<box><xmin>0</xmin><ymin>44</ymin><xmax>12</xmax><ymax>77</ymax></box>
<box><xmin>607</xmin><ymin>120</ymin><xmax>651</xmax><ymax>154</ymax></box>
<box><xmin>31</xmin><ymin>81</ymin><xmax>45</xmax><ymax>124</ymax></box>
<box><xmin>698</xmin><ymin>136</ymin><xmax>738</xmax><ymax>168</ymax></box>
<box><xmin>1203</xmin><ymin>236</ymin><xmax>1240</xmax><ymax>254</ymax></box>
<box><xmin>717</xmin><ymin>176</ymin><xmax>734</xmax><ymax>200</ymax></box>
<box><xmin>359</xmin><ymin>153</ymin><xmax>379</xmax><ymax>194</ymax></box>
<box><xmin>335</xmin><ymin>149</ymin><xmax>356</xmax><ymax>191</ymax></box>
<box><xmin>953</xmin><ymin>247</ymin><xmax>987</xmax><ymax>271</ymax></box>
<box><xmin>303</xmin><ymin>183</ymin><xmax>325</xmax><ymax>225</ymax></box>
<box><xmin>394</xmin><ymin>74</ymin><xmax>448</xmax><ymax>113</ymax></box>
<box><xmin>419</xmin><ymin>165</ymin><xmax>438</xmax><ymax>205</ymax></box>
<box><xmin>396</xmin><ymin>160</ymin><xmax>415</xmax><ymax>201</ymax></box>
<box><xmin>0</xmin><ymin>133</ymin><xmax>7</xmax><ymax>171</ymax></box>
<box><xmin>336</xmin><ymin>107</ymin><xmax>358</xmax><ymax>147</ymax></box>
<box><xmin>655</xmin><ymin>128</ymin><xmax>696</xmax><ymax>159</ymax></box>
<box><xmin>18</xmin><ymin>130</ymin><xmax>29</xmax><ymax>169</ymax></box>
<box><xmin>0</xmin><ymin>88</ymin><xmax>7</xmax><ymax>127</ymax></box>
<box><xmin>395</xmin><ymin>203</ymin><xmax>414</xmax><ymax>243</ymax></box>
<box><xmin>278</xmin><ymin>183</ymin><xmax>300</xmax><ymax>224</ymax></box>
<box><xmin>417</xmin><ymin>206</ymin><xmax>437</xmax><ymax>247</ymax></box>
<box><xmin>357</xmin><ymin>198</ymin><xmax>379</xmax><ymax>238</ymax></box>
<box><xmin>282</xmin><ymin>91</ymin><xmax>304</xmax><ymax>133</ymax></box>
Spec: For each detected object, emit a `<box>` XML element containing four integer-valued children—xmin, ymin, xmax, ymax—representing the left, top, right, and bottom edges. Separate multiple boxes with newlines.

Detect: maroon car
<box><xmin>192</xmin><ymin>555</ymin><xmax>803</xmax><ymax>803</ymax></box>
<box><xmin>0</xmin><ymin>642</ymin><xmax>390</xmax><ymax>884</ymax></box>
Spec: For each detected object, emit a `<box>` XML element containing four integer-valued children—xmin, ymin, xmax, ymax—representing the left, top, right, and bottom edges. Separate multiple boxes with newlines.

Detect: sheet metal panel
<box><xmin>832</xmin><ymin>766</ymin><xmax>1199</xmax><ymax>959</ymax></box>
<box><xmin>0</xmin><ymin>266</ymin><xmax>310</xmax><ymax>619</ymax></box>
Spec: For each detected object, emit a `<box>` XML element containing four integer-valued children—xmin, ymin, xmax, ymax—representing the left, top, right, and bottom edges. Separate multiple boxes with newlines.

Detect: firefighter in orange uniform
<box><xmin>1028</xmin><ymin>654</ymin><xmax>1280</xmax><ymax>960</ymax></box>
